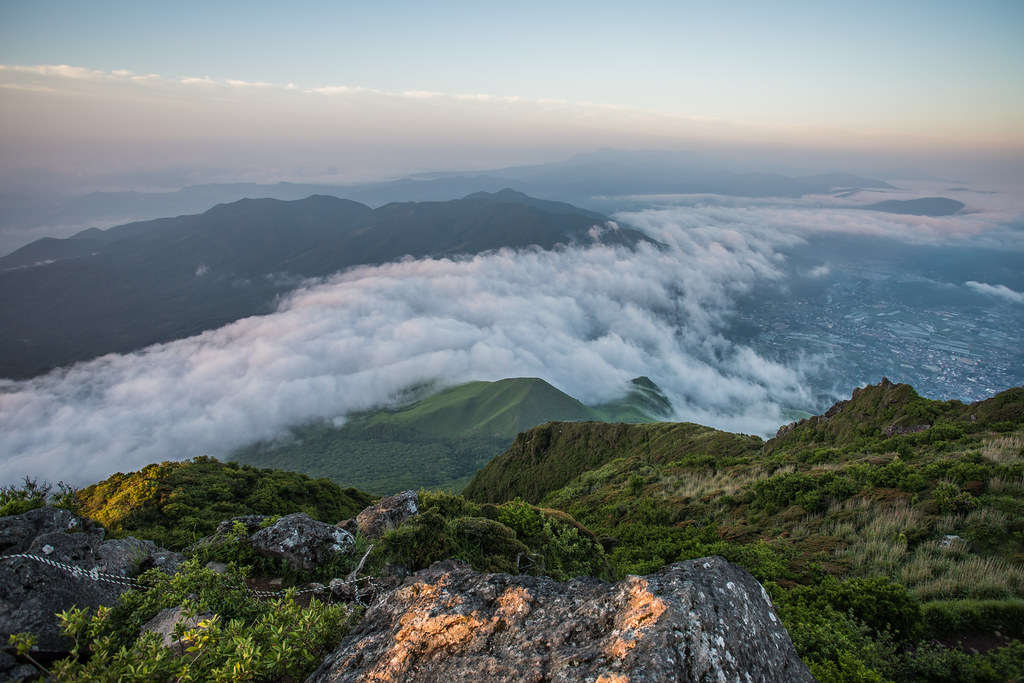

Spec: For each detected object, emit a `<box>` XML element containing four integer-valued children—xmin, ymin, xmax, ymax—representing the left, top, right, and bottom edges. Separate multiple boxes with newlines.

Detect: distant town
<box><xmin>749</xmin><ymin>271</ymin><xmax>1023</xmax><ymax>408</ymax></box>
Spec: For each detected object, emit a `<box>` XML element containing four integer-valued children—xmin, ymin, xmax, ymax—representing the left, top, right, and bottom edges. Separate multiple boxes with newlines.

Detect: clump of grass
<box><xmin>982</xmin><ymin>430</ymin><xmax>1024</xmax><ymax>464</ymax></box>
<box><xmin>843</xmin><ymin>538</ymin><xmax>908</xmax><ymax>575</ymax></box>
<box><xmin>859</xmin><ymin>503</ymin><xmax>924</xmax><ymax>543</ymax></box>
<box><xmin>989</xmin><ymin>476</ymin><xmax>1024</xmax><ymax>495</ymax></box>
<box><xmin>910</xmin><ymin>555</ymin><xmax>1024</xmax><ymax>601</ymax></box>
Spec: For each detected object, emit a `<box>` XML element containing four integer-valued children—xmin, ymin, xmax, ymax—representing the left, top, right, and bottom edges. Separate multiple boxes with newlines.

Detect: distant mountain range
<box><xmin>230</xmin><ymin>376</ymin><xmax>675</xmax><ymax>493</ymax></box>
<box><xmin>0</xmin><ymin>190</ymin><xmax>649</xmax><ymax>379</ymax></box>
<box><xmin>0</xmin><ymin>150</ymin><xmax>900</xmax><ymax>249</ymax></box>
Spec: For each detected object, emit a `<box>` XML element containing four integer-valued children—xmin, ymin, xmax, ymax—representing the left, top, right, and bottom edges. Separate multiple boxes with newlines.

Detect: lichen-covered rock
<box><xmin>95</xmin><ymin>536</ymin><xmax>159</xmax><ymax>576</ymax></box>
<box><xmin>141</xmin><ymin>549</ymin><xmax>188</xmax><ymax>575</ymax></box>
<box><xmin>249</xmin><ymin>512</ymin><xmax>355</xmax><ymax>572</ymax></box>
<box><xmin>355</xmin><ymin>490</ymin><xmax>418</xmax><ymax>539</ymax></box>
<box><xmin>308</xmin><ymin>556</ymin><xmax>813</xmax><ymax>683</ymax></box>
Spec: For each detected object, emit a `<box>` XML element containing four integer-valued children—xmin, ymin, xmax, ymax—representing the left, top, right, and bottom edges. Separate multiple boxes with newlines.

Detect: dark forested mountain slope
<box><xmin>0</xmin><ymin>191</ymin><xmax>647</xmax><ymax>379</ymax></box>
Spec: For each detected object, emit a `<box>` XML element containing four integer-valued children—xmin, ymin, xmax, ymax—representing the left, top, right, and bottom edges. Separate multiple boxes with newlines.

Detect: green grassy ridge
<box><xmin>231</xmin><ymin>376</ymin><xmax>675</xmax><ymax>494</ymax></box>
<box><xmin>465</xmin><ymin>380</ymin><xmax>1024</xmax><ymax>507</ymax></box>
<box><xmin>768</xmin><ymin>378</ymin><xmax>1024</xmax><ymax>454</ymax></box>
<box><xmin>463</xmin><ymin>420</ymin><xmax>763</xmax><ymax>505</ymax></box>
<box><xmin>358</xmin><ymin>377</ymin><xmax>607</xmax><ymax>439</ymax></box>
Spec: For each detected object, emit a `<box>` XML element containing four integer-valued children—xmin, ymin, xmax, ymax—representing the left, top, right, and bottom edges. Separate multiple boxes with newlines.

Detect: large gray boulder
<box><xmin>0</xmin><ymin>507</ymin><xmax>181</xmax><ymax>659</ymax></box>
<box><xmin>250</xmin><ymin>512</ymin><xmax>355</xmax><ymax>572</ymax></box>
<box><xmin>308</xmin><ymin>556</ymin><xmax>813</xmax><ymax>682</ymax></box>
<box><xmin>355</xmin><ymin>490</ymin><xmax>418</xmax><ymax>539</ymax></box>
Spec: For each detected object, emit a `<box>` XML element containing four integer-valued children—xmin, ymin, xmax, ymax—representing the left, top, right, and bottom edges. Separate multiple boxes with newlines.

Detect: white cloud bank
<box><xmin>2</xmin><ymin>194</ymin><xmax>1021</xmax><ymax>487</ymax></box>
<box><xmin>965</xmin><ymin>281</ymin><xmax>1024</xmax><ymax>304</ymax></box>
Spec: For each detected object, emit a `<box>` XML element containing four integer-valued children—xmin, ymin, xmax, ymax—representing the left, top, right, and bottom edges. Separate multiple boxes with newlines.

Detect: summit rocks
<box><xmin>308</xmin><ymin>555</ymin><xmax>813</xmax><ymax>683</ymax></box>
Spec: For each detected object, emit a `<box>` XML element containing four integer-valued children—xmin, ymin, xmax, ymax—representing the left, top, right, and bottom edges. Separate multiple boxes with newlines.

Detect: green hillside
<box><xmin>230</xmin><ymin>376</ymin><xmax>674</xmax><ymax>494</ymax></box>
<box><xmin>358</xmin><ymin>377</ymin><xmax>607</xmax><ymax>438</ymax></box>
<box><xmin>463</xmin><ymin>420</ymin><xmax>761</xmax><ymax>505</ymax></box>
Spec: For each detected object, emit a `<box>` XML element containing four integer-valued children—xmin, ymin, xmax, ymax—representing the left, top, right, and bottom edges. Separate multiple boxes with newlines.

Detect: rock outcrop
<box><xmin>355</xmin><ymin>490</ymin><xmax>419</xmax><ymax>539</ymax></box>
<box><xmin>309</xmin><ymin>555</ymin><xmax>813</xmax><ymax>682</ymax></box>
<box><xmin>250</xmin><ymin>512</ymin><xmax>355</xmax><ymax>572</ymax></box>
<box><xmin>0</xmin><ymin>507</ymin><xmax>183</xmax><ymax>657</ymax></box>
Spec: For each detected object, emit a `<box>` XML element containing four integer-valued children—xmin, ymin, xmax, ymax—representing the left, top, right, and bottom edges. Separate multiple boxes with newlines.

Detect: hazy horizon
<box><xmin>2</xmin><ymin>1</ymin><xmax>1023</xmax><ymax>200</ymax></box>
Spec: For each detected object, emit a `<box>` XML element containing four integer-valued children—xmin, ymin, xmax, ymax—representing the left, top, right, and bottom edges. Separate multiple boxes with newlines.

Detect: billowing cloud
<box><xmin>965</xmin><ymin>281</ymin><xmax>1024</xmax><ymax>304</ymax></box>
<box><xmin>0</xmin><ymin>205</ymin><xmax>820</xmax><ymax>486</ymax></box>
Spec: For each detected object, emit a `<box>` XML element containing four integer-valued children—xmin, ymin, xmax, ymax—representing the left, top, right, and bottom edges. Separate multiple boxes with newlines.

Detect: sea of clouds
<box><xmin>1</xmin><ymin>184</ymin><xmax>1021</xmax><ymax>486</ymax></box>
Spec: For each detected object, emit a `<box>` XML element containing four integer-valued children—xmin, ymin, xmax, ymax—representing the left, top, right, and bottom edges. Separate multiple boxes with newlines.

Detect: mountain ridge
<box><xmin>0</xmin><ymin>191</ymin><xmax>647</xmax><ymax>379</ymax></box>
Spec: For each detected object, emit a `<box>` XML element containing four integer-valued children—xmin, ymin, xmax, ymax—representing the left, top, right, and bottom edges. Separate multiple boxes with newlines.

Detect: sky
<box><xmin>1</xmin><ymin>0</ymin><xmax>1023</xmax><ymax>192</ymax></box>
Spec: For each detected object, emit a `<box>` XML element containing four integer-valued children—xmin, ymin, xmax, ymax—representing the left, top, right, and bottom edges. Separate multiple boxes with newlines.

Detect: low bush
<box><xmin>41</xmin><ymin>559</ymin><xmax>357</xmax><ymax>681</ymax></box>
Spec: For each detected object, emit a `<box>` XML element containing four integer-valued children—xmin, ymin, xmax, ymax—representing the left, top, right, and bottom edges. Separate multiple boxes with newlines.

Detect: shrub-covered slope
<box><xmin>76</xmin><ymin>456</ymin><xmax>373</xmax><ymax>550</ymax></box>
<box><xmin>6</xmin><ymin>379</ymin><xmax>1023</xmax><ymax>682</ymax></box>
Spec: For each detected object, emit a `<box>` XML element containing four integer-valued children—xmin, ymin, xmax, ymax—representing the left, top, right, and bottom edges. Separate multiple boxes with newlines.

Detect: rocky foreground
<box><xmin>1</xmin><ymin>495</ymin><xmax>812</xmax><ymax>682</ymax></box>
<box><xmin>309</xmin><ymin>556</ymin><xmax>812</xmax><ymax>682</ymax></box>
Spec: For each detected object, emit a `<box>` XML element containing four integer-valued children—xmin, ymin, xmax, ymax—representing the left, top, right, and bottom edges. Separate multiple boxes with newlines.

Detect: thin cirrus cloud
<box><xmin>0</xmin><ymin>65</ymin><xmax>716</xmax><ymax>187</ymax></box>
<box><xmin>2</xmin><ymin>195</ymin><xmax>1020</xmax><ymax>487</ymax></box>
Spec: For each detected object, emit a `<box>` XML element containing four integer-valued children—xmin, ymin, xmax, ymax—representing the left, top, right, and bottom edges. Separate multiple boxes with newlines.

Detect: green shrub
<box><xmin>495</xmin><ymin>498</ymin><xmax>545</xmax><ymax>538</ymax></box>
<box><xmin>450</xmin><ymin>517</ymin><xmax>531</xmax><ymax>573</ymax></box>
<box><xmin>920</xmin><ymin>599</ymin><xmax>1024</xmax><ymax>639</ymax></box>
<box><xmin>770</xmin><ymin>583</ymin><xmax>896</xmax><ymax>683</ymax></box>
<box><xmin>1</xmin><ymin>479</ymin><xmax>80</xmax><ymax>517</ymax></box>
<box><xmin>783</xmin><ymin>576</ymin><xmax>922</xmax><ymax>641</ymax></box>
<box><xmin>419</xmin><ymin>489</ymin><xmax>482</xmax><ymax>519</ymax></box>
<box><xmin>752</xmin><ymin>471</ymin><xmax>823</xmax><ymax>513</ymax></box>
<box><xmin>933</xmin><ymin>482</ymin><xmax>979</xmax><ymax>514</ymax></box>
<box><xmin>895</xmin><ymin>641</ymin><xmax>1024</xmax><ymax>683</ymax></box>
<box><xmin>378</xmin><ymin>510</ymin><xmax>455</xmax><ymax>571</ymax></box>
<box><xmin>45</xmin><ymin>559</ymin><xmax>357</xmax><ymax>681</ymax></box>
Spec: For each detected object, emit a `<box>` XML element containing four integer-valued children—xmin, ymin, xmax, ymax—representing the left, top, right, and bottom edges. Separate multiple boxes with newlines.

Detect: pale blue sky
<box><xmin>1</xmin><ymin>0</ymin><xmax>1022</xmax><ymax>188</ymax></box>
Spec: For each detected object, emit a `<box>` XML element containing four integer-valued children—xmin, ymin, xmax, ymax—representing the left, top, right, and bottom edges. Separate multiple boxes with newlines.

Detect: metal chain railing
<box><xmin>1</xmin><ymin>552</ymin><xmax>381</xmax><ymax>604</ymax></box>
